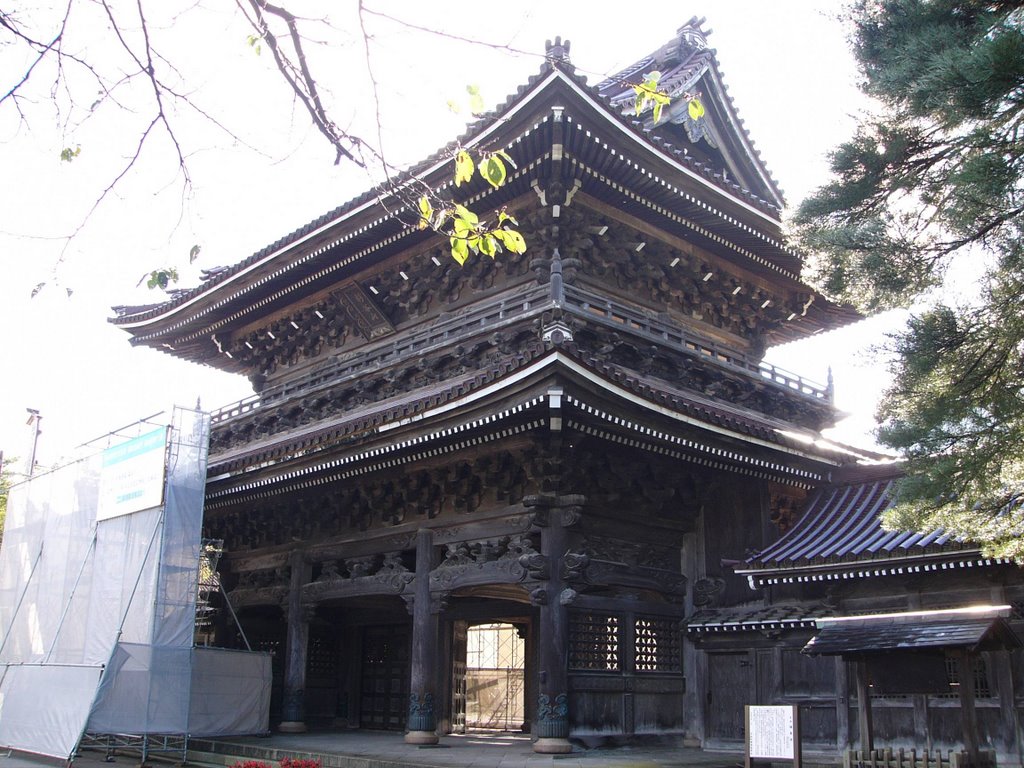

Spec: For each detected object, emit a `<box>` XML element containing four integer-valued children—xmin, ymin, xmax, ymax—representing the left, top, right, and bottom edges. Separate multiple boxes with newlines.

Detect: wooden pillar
<box><xmin>405</xmin><ymin>529</ymin><xmax>441</xmax><ymax>744</ymax></box>
<box><xmin>953</xmin><ymin>649</ymin><xmax>981</xmax><ymax>765</ymax></box>
<box><xmin>682</xmin><ymin>516</ymin><xmax>705</xmax><ymax>746</ymax></box>
<box><xmin>279</xmin><ymin>550</ymin><xmax>312</xmax><ymax>733</ymax></box>
<box><xmin>854</xmin><ymin>660</ymin><xmax>874</xmax><ymax>753</ymax></box>
<box><xmin>911</xmin><ymin>694</ymin><xmax>932</xmax><ymax>754</ymax></box>
<box><xmin>345</xmin><ymin>625</ymin><xmax>362</xmax><ymax>728</ymax></box>
<box><xmin>835</xmin><ymin>656</ymin><xmax>850</xmax><ymax>752</ymax></box>
<box><xmin>991</xmin><ymin>650</ymin><xmax>1023</xmax><ymax>765</ymax></box>
<box><xmin>528</xmin><ymin>495</ymin><xmax>579</xmax><ymax>755</ymax></box>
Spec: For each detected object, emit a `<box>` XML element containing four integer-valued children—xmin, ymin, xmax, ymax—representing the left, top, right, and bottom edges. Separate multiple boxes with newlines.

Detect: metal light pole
<box><xmin>25</xmin><ymin>408</ymin><xmax>41</xmax><ymax>478</ymax></box>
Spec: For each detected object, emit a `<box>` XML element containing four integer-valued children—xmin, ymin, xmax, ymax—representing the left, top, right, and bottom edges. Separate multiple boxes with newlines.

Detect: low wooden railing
<box><xmin>844</xmin><ymin>748</ymin><xmax>996</xmax><ymax>768</ymax></box>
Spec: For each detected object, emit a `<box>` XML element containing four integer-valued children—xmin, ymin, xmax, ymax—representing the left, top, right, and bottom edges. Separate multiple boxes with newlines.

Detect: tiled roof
<box><xmin>739</xmin><ymin>468</ymin><xmax>1013</xmax><ymax>584</ymax></box>
<box><xmin>205</xmin><ymin>348</ymin><xmax>861</xmax><ymax>506</ymax></box>
<box><xmin>111</xmin><ymin>27</ymin><xmax>791</xmax><ymax>333</ymax></box>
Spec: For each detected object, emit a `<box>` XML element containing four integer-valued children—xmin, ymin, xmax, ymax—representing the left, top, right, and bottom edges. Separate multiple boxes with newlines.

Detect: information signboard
<box><xmin>745</xmin><ymin>704</ymin><xmax>800</xmax><ymax>768</ymax></box>
<box><xmin>97</xmin><ymin>426</ymin><xmax>169</xmax><ymax>521</ymax></box>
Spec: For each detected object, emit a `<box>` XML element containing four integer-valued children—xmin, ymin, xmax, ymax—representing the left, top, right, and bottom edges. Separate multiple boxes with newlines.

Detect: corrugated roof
<box><xmin>804</xmin><ymin>614</ymin><xmax>1021</xmax><ymax>655</ymax></box>
<box><xmin>686</xmin><ymin>602</ymin><xmax>832</xmax><ymax>634</ymax></box>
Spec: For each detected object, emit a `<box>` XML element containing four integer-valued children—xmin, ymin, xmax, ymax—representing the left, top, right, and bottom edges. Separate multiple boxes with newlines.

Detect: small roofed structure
<box><xmin>732</xmin><ymin>469</ymin><xmax>1024</xmax><ymax>765</ymax></box>
<box><xmin>805</xmin><ymin>607</ymin><xmax>1020</xmax><ymax>767</ymax></box>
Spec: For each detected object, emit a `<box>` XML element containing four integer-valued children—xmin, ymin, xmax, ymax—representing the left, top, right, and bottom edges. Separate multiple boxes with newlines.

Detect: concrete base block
<box><xmin>404</xmin><ymin>730</ymin><xmax>439</xmax><ymax>745</ymax></box>
<box><xmin>533</xmin><ymin>737</ymin><xmax>572</xmax><ymax>754</ymax></box>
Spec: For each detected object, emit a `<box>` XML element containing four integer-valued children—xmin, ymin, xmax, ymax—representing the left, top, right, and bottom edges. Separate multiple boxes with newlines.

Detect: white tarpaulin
<box><xmin>0</xmin><ymin>408</ymin><xmax>270</xmax><ymax>759</ymax></box>
<box><xmin>189</xmin><ymin>647</ymin><xmax>272</xmax><ymax>736</ymax></box>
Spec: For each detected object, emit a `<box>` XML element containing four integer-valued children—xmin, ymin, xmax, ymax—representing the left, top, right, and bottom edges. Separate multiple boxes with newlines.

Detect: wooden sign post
<box><xmin>745</xmin><ymin>704</ymin><xmax>801</xmax><ymax>768</ymax></box>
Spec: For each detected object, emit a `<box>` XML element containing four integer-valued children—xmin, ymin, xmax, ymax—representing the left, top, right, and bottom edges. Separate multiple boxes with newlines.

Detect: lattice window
<box><xmin>569</xmin><ymin>612</ymin><xmax>619</xmax><ymax>671</ymax></box>
<box><xmin>254</xmin><ymin>637</ymin><xmax>283</xmax><ymax>673</ymax></box>
<box><xmin>635</xmin><ymin>616</ymin><xmax>681</xmax><ymax>673</ymax></box>
<box><xmin>308</xmin><ymin>633</ymin><xmax>337</xmax><ymax>677</ymax></box>
<box><xmin>944</xmin><ymin>655</ymin><xmax>993</xmax><ymax>699</ymax></box>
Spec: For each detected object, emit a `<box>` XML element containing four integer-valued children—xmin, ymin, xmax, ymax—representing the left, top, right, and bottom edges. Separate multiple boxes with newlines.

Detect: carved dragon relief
<box><xmin>303</xmin><ymin>550</ymin><xmax>414</xmax><ymax>600</ymax></box>
<box><xmin>429</xmin><ymin>535</ymin><xmax>540</xmax><ymax>589</ymax></box>
<box><xmin>227</xmin><ymin>565</ymin><xmax>290</xmax><ymax>608</ymax></box>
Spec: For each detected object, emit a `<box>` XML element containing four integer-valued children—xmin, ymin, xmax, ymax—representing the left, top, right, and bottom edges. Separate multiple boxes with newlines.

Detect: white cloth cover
<box><xmin>0</xmin><ymin>409</ymin><xmax>270</xmax><ymax>758</ymax></box>
<box><xmin>189</xmin><ymin>647</ymin><xmax>272</xmax><ymax>736</ymax></box>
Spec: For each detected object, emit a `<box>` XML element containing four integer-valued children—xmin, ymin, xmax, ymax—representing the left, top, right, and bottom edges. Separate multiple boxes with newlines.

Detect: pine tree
<box><xmin>795</xmin><ymin>0</ymin><xmax>1024</xmax><ymax>558</ymax></box>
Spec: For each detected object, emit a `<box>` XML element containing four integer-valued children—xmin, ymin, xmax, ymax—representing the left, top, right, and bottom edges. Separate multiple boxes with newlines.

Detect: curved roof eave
<box><xmin>111</xmin><ymin>64</ymin><xmax>792</xmax><ymax>337</ymax></box>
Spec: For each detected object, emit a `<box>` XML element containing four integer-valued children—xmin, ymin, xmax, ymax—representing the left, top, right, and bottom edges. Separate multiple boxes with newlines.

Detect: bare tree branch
<box><xmin>240</xmin><ymin>0</ymin><xmax>366</xmax><ymax>166</ymax></box>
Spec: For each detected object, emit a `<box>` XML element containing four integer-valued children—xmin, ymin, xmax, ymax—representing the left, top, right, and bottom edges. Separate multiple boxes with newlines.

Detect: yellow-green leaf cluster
<box><xmin>632</xmin><ymin>71</ymin><xmax>672</xmax><ymax>124</ymax></box>
<box><xmin>414</xmin><ymin>145</ymin><xmax>527</xmax><ymax>266</ymax></box>
<box><xmin>687</xmin><ymin>97</ymin><xmax>705</xmax><ymax>121</ymax></box>
<box><xmin>454</xmin><ymin>150</ymin><xmax>475</xmax><ymax>186</ymax></box>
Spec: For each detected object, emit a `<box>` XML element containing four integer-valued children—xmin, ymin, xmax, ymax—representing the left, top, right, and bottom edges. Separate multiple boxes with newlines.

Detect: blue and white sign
<box><xmin>97</xmin><ymin>426</ymin><xmax>169</xmax><ymax>520</ymax></box>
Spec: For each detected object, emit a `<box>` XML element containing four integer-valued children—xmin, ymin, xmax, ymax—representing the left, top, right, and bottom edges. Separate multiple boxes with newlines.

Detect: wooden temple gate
<box><xmin>111</xmin><ymin>19</ymin><xmax>1024</xmax><ymax>761</ymax></box>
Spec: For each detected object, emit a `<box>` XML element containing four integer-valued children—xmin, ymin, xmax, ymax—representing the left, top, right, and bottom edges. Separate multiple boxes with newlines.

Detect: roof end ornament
<box><xmin>545</xmin><ymin>36</ymin><xmax>572</xmax><ymax>65</ymax></box>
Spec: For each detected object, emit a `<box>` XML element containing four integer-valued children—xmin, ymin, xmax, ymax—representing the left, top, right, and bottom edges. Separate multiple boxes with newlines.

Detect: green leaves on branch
<box><xmin>453</xmin><ymin>149</ymin><xmax>515</xmax><ymax>190</ymax></box>
<box><xmin>246</xmin><ymin>34</ymin><xmax>263</xmax><ymax>56</ymax></box>
<box><xmin>145</xmin><ymin>268</ymin><xmax>179</xmax><ymax>290</ymax></box>
<box><xmin>60</xmin><ymin>146</ymin><xmax>81</xmax><ymax>162</ymax></box>
<box><xmin>418</xmin><ymin>197</ymin><xmax>525</xmax><ymax>266</ymax></box>
<box><xmin>794</xmin><ymin>0</ymin><xmax>1024</xmax><ymax>560</ymax></box>
<box><xmin>416</xmin><ymin>144</ymin><xmax>525</xmax><ymax>265</ymax></box>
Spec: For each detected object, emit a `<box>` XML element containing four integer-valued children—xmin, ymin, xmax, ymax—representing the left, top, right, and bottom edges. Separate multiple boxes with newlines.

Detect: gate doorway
<box><xmin>463</xmin><ymin>623</ymin><xmax>525</xmax><ymax>731</ymax></box>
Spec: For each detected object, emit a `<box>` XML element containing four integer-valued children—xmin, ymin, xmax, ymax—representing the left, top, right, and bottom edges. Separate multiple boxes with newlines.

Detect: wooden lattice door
<box><xmin>451</xmin><ymin>620</ymin><xmax>468</xmax><ymax>734</ymax></box>
<box><xmin>360</xmin><ymin>625</ymin><xmax>410</xmax><ymax>730</ymax></box>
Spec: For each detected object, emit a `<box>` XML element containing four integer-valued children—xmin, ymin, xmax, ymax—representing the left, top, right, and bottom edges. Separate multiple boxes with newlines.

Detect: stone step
<box><xmin>182</xmin><ymin>741</ymin><xmax>440</xmax><ymax>768</ymax></box>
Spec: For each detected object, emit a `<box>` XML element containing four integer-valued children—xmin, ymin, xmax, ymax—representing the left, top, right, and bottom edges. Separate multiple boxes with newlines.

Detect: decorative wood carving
<box><xmin>203</xmin><ymin>450</ymin><xmax>539</xmax><ymax>549</ymax></box>
<box><xmin>371</xmin><ymin>239</ymin><xmax>532</xmax><ymax>327</ymax></box>
<box><xmin>429</xmin><ymin>535</ymin><xmax>541</xmax><ymax>589</ymax></box>
<box><xmin>768</xmin><ymin>481</ymin><xmax>808</xmax><ymax>534</ymax></box>
<box><xmin>226</xmin><ymin>293</ymin><xmax>351</xmax><ymax>376</ymax></box>
<box><xmin>582</xmin><ymin>535</ymin><xmax>679</xmax><ymax>571</ymax></box>
<box><xmin>692</xmin><ymin>577</ymin><xmax>726</xmax><ymax>608</ymax></box>
<box><xmin>333</xmin><ymin>283</ymin><xmax>395</xmax><ymax>341</ymax></box>
<box><xmin>554</xmin><ymin>206</ymin><xmax>807</xmax><ymax>344</ymax></box>
<box><xmin>302</xmin><ymin>550</ymin><xmax>414</xmax><ymax>600</ymax></box>
<box><xmin>209</xmin><ymin>334</ymin><xmax>546</xmax><ymax>454</ymax></box>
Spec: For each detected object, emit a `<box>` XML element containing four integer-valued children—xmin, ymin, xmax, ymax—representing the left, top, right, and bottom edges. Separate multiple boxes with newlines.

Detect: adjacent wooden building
<box><xmin>112</xmin><ymin>21</ymin><xmax>1024</xmax><ymax>760</ymax></box>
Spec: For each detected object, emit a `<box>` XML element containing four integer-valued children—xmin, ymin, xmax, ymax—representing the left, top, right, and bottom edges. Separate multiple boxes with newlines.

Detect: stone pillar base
<box><xmin>404</xmin><ymin>730</ymin><xmax>439</xmax><ymax>745</ymax></box>
<box><xmin>533</xmin><ymin>737</ymin><xmax>572</xmax><ymax>754</ymax></box>
<box><xmin>278</xmin><ymin>721</ymin><xmax>308</xmax><ymax>733</ymax></box>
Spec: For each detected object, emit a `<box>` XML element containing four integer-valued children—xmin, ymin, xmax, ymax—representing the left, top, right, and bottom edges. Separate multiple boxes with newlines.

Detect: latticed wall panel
<box><xmin>634</xmin><ymin>616</ymin><xmax>681</xmax><ymax>673</ymax></box>
<box><xmin>569</xmin><ymin>612</ymin><xmax>620</xmax><ymax>671</ymax></box>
